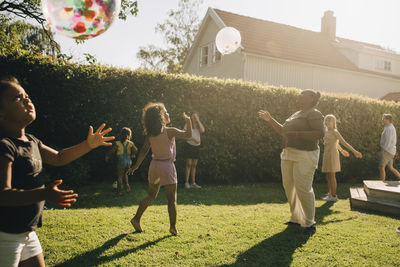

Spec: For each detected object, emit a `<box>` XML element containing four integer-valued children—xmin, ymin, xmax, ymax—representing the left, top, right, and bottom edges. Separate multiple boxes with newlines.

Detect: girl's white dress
<box><xmin>322</xmin><ymin>130</ymin><xmax>340</xmax><ymax>173</ymax></box>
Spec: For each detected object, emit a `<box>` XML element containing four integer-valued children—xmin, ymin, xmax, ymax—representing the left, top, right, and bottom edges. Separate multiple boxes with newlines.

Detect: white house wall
<box><xmin>357</xmin><ymin>52</ymin><xmax>400</xmax><ymax>77</ymax></box>
<box><xmin>358</xmin><ymin>52</ymin><xmax>376</xmax><ymax>71</ymax></box>
<box><xmin>184</xmin><ymin>18</ymin><xmax>243</xmax><ymax>80</ymax></box>
<box><xmin>337</xmin><ymin>48</ymin><xmax>359</xmax><ymax>67</ymax></box>
<box><xmin>243</xmin><ymin>54</ymin><xmax>400</xmax><ymax>98</ymax></box>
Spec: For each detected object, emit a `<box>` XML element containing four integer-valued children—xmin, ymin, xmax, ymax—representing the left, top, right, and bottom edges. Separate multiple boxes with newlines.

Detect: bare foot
<box><xmin>169</xmin><ymin>227</ymin><xmax>179</xmax><ymax>235</ymax></box>
<box><xmin>130</xmin><ymin>218</ymin><xmax>143</xmax><ymax>233</ymax></box>
<box><xmin>125</xmin><ymin>184</ymin><xmax>131</xmax><ymax>193</ymax></box>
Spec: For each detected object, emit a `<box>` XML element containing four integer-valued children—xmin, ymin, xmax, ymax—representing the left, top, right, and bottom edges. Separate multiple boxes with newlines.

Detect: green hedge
<box><xmin>1</xmin><ymin>53</ymin><xmax>399</xmax><ymax>185</ymax></box>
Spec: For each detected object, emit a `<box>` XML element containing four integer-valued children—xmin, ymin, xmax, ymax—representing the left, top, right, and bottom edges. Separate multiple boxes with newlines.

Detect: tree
<box><xmin>0</xmin><ymin>0</ymin><xmax>138</xmax><ymax>52</ymax></box>
<box><xmin>0</xmin><ymin>14</ymin><xmax>60</xmax><ymax>57</ymax></box>
<box><xmin>136</xmin><ymin>0</ymin><xmax>203</xmax><ymax>73</ymax></box>
<box><xmin>0</xmin><ymin>0</ymin><xmax>139</xmax><ymax>26</ymax></box>
<box><xmin>0</xmin><ymin>1</ymin><xmax>45</xmax><ymax>25</ymax></box>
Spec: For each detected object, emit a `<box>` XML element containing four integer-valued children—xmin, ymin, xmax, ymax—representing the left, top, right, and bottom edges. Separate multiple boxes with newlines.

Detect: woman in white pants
<box><xmin>258</xmin><ymin>89</ymin><xmax>324</xmax><ymax>236</ymax></box>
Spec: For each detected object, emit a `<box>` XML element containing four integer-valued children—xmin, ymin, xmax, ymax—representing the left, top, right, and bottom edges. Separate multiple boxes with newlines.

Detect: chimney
<box><xmin>321</xmin><ymin>10</ymin><xmax>336</xmax><ymax>40</ymax></box>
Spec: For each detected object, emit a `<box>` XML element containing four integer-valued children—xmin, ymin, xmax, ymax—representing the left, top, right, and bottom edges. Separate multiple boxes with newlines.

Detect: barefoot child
<box><xmin>128</xmin><ymin>102</ymin><xmax>192</xmax><ymax>235</ymax></box>
<box><xmin>322</xmin><ymin>114</ymin><xmax>362</xmax><ymax>201</ymax></box>
<box><xmin>0</xmin><ymin>76</ymin><xmax>114</xmax><ymax>266</ymax></box>
<box><xmin>105</xmin><ymin>127</ymin><xmax>138</xmax><ymax>195</ymax></box>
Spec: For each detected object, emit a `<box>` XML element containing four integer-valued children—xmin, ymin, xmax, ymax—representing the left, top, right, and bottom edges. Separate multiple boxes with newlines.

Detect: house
<box><xmin>381</xmin><ymin>92</ymin><xmax>400</xmax><ymax>102</ymax></box>
<box><xmin>183</xmin><ymin>8</ymin><xmax>400</xmax><ymax>99</ymax></box>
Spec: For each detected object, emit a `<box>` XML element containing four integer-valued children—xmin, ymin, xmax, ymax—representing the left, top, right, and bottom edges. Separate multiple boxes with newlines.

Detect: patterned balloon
<box><xmin>215</xmin><ymin>27</ymin><xmax>241</xmax><ymax>55</ymax></box>
<box><xmin>41</xmin><ymin>0</ymin><xmax>121</xmax><ymax>39</ymax></box>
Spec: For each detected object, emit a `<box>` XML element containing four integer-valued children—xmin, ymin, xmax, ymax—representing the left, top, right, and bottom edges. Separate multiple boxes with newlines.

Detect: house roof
<box><xmin>336</xmin><ymin>37</ymin><xmax>383</xmax><ymax>50</ymax></box>
<box><xmin>208</xmin><ymin>8</ymin><xmax>400</xmax><ymax>80</ymax></box>
<box><xmin>381</xmin><ymin>92</ymin><xmax>400</xmax><ymax>102</ymax></box>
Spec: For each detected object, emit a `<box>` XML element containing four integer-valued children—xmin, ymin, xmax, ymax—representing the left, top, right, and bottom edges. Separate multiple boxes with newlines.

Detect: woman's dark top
<box><xmin>0</xmin><ymin>134</ymin><xmax>44</xmax><ymax>233</ymax></box>
<box><xmin>282</xmin><ymin>108</ymin><xmax>325</xmax><ymax>151</ymax></box>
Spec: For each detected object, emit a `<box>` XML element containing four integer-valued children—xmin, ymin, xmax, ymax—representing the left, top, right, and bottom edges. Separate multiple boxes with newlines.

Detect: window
<box><xmin>384</xmin><ymin>61</ymin><xmax>391</xmax><ymax>71</ymax></box>
<box><xmin>200</xmin><ymin>43</ymin><xmax>222</xmax><ymax>67</ymax></box>
<box><xmin>375</xmin><ymin>59</ymin><xmax>392</xmax><ymax>72</ymax></box>
<box><xmin>212</xmin><ymin>43</ymin><xmax>222</xmax><ymax>63</ymax></box>
<box><xmin>200</xmin><ymin>46</ymin><xmax>209</xmax><ymax>67</ymax></box>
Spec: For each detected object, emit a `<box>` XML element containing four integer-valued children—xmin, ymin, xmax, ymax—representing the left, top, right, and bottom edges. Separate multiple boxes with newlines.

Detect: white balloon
<box><xmin>215</xmin><ymin>27</ymin><xmax>241</xmax><ymax>55</ymax></box>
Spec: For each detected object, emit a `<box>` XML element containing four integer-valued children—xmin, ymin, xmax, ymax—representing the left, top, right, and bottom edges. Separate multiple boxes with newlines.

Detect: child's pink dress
<box><xmin>148</xmin><ymin>127</ymin><xmax>177</xmax><ymax>186</ymax></box>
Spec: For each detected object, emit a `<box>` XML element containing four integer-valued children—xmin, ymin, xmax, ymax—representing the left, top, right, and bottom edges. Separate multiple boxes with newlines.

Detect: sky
<box><xmin>53</xmin><ymin>0</ymin><xmax>400</xmax><ymax>70</ymax></box>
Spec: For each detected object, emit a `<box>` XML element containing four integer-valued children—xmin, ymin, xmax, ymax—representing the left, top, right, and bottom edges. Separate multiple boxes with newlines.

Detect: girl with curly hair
<box><xmin>128</xmin><ymin>102</ymin><xmax>192</xmax><ymax>235</ymax></box>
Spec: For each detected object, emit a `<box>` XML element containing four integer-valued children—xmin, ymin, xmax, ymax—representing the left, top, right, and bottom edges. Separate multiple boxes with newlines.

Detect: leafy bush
<box><xmin>1</xmin><ymin>53</ymin><xmax>399</xmax><ymax>185</ymax></box>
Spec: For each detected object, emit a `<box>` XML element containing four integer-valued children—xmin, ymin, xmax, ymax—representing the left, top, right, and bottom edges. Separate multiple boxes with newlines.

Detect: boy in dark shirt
<box><xmin>0</xmin><ymin>76</ymin><xmax>114</xmax><ymax>266</ymax></box>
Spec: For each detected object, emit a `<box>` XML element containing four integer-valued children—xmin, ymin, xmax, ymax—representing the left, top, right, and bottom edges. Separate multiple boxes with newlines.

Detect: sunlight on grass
<box><xmin>38</xmin><ymin>182</ymin><xmax>400</xmax><ymax>266</ymax></box>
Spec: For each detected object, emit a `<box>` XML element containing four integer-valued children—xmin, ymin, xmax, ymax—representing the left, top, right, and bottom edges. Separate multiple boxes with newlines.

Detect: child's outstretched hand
<box><xmin>127</xmin><ymin>165</ymin><xmax>138</xmax><ymax>175</ymax></box>
<box><xmin>354</xmin><ymin>151</ymin><xmax>362</xmax><ymax>159</ymax></box>
<box><xmin>258</xmin><ymin>110</ymin><xmax>272</xmax><ymax>122</ymax></box>
<box><xmin>87</xmin><ymin>123</ymin><xmax>115</xmax><ymax>149</ymax></box>
<box><xmin>340</xmin><ymin>150</ymin><xmax>350</xmax><ymax>157</ymax></box>
<box><xmin>182</xmin><ymin>112</ymin><xmax>190</xmax><ymax>121</ymax></box>
<box><xmin>44</xmin><ymin>180</ymin><xmax>78</xmax><ymax>207</ymax></box>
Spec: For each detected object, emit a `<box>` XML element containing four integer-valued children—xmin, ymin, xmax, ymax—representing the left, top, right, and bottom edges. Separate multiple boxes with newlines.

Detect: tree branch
<box><xmin>0</xmin><ymin>1</ymin><xmax>45</xmax><ymax>25</ymax></box>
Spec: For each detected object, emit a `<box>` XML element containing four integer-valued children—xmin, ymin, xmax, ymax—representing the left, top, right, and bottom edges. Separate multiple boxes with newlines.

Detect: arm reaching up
<box><xmin>167</xmin><ymin>112</ymin><xmax>193</xmax><ymax>140</ymax></box>
<box><xmin>258</xmin><ymin>110</ymin><xmax>284</xmax><ymax>136</ymax></box>
<box><xmin>40</xmin><ymin>123</ymin><xmax>115</xmax><ymax>166</ymax></box>
<box><xmin>193</xmin><ymin>113</ymin><xmax>205</xmax><ymax>133</ymax></box>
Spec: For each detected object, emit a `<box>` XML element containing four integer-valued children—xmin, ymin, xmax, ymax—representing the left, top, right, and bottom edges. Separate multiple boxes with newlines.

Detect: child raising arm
<box><xmin>0</xmin><ymin>76</ymin><xmax>114</xmax><ymax>267</ymax></box>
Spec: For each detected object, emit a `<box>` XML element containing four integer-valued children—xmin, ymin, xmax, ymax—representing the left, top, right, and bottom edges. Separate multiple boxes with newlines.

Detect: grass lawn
<box><xmin>37</xmin><ymin>181</ymin><xmax>400</xmax><ymax>266</ymax></box>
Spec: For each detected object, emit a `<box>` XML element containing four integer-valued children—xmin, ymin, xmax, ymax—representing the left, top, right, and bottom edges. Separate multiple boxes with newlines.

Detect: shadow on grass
<box><xmin>51</xmin><ymin>182</ymin><xmax>359</xmax><ymax>210</ymax></box>
<box><xmin>62</xmin><ymin>182</ymin><xmax>289</xmax><ymax>209</ymax></box>
<box><xmin>350</xmin><ymin>206</ymin><xmax>400</xmax><ymax>219</ymax></box>
<box><xmin>56</xmin><ymin>234</ymin><xmax>171</xmax><ymax>267</ymax></box>
<box><xmin>223</xmin><ymin>202</ymin><xmax>335</xmax><ymax>267</ymax></box>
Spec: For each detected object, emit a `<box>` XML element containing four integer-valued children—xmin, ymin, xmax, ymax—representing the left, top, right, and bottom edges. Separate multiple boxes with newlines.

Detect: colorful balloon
<box><xmin>215</xmin><ymin>27</ymin><xmax>241</xmax><ymax>55</ymax></box>
<box><xmin>41</xmin><ymin>0</ymin><xmax>121</xmax><ymax>40</ymax></box>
